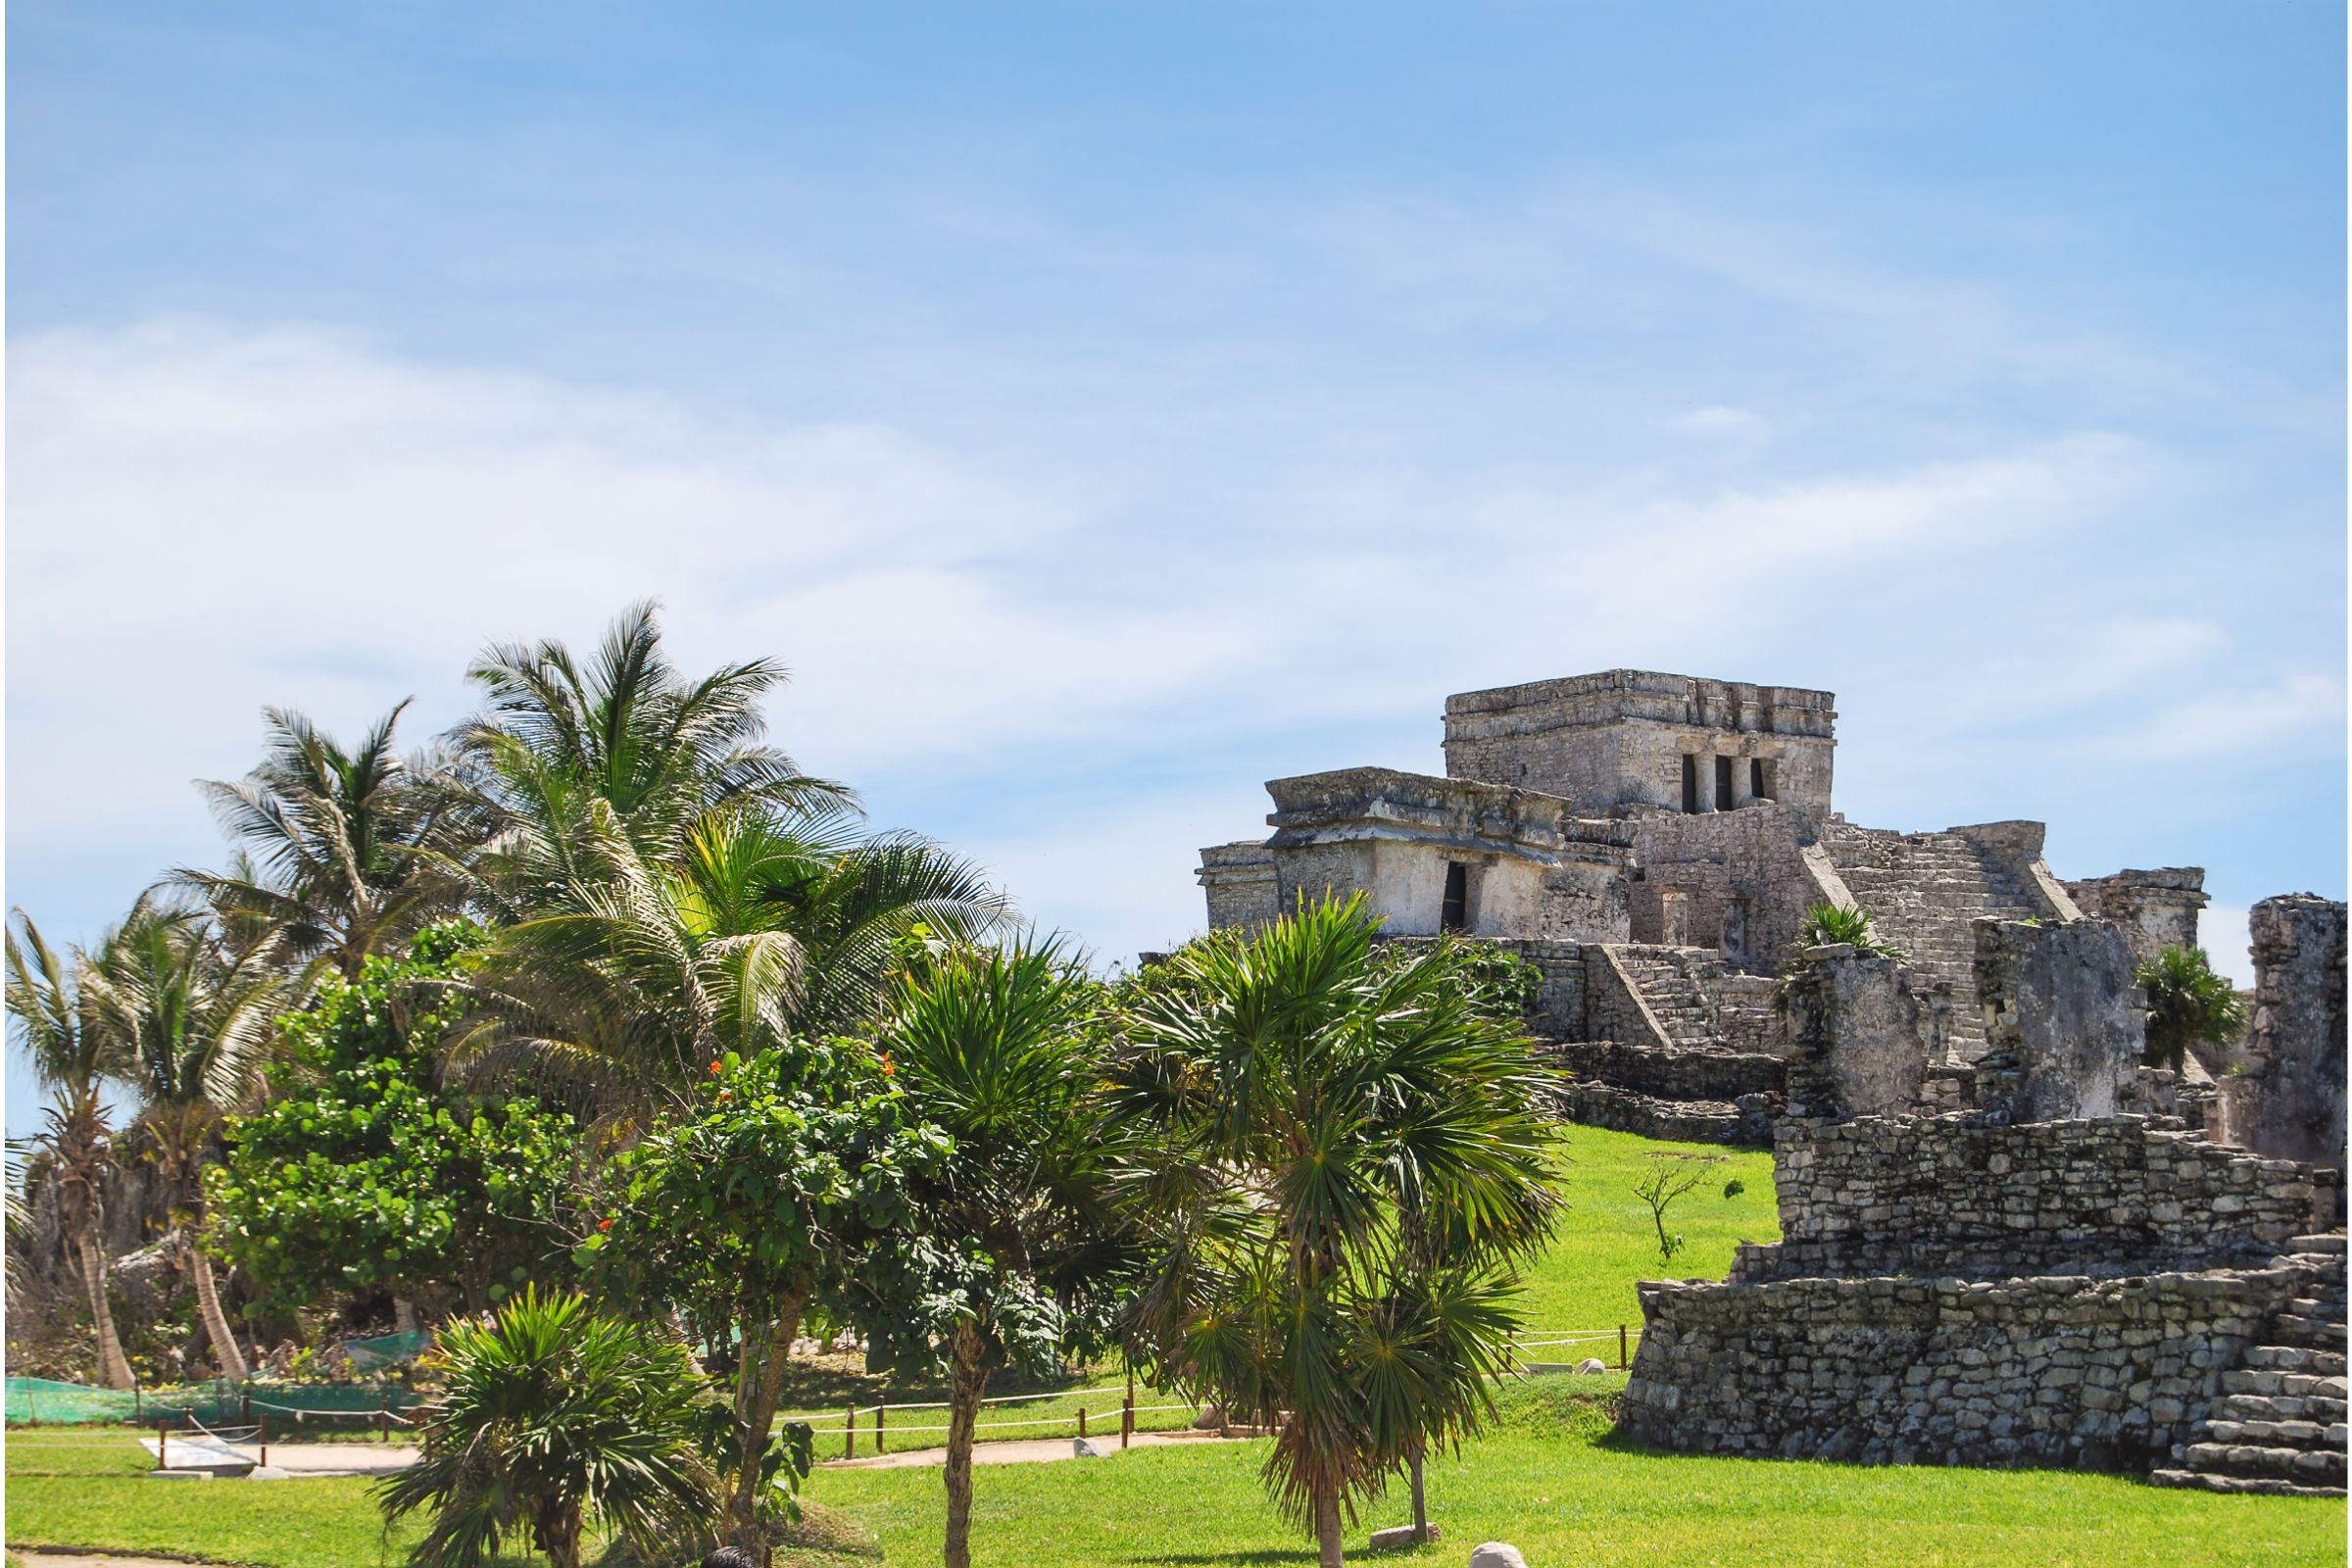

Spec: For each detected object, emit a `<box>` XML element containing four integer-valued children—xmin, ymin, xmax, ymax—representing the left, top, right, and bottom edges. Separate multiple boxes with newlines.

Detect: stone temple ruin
<box><xmin>1195</xmin><ymin>669</ymin><xmax>2348</xmax><ymax>1493</ymax></box>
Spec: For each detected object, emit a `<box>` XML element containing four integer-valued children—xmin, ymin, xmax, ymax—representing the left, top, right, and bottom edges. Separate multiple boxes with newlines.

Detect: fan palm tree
<box><xmin>2138</xmin><ymin>945</ymin><xmax>2246</xmax><ymax>1073</ymax></box>
<box><xmin>1110</xmin><ymin>896</ymin><xmax>1563</xmax><ymax>1568</ymax></box>
<box><xmin>80</xmin><ymin>896</ymin><xmax>291</xmax><ymax>1380</ymax></box>
<box><xmin>5</xmin><ymin>909</ymin><xmax>135</xmax><ymax>1390</ymax></box>
<box><xmin>881</xmin><ymin>939</ymin><xmax>1134</xmax><ymax>1568</ymax></box>
<box><xmin>177</xmin><ymin>701</ymin><xmax>476</xmax><ymax>978</ymax></box>
<box><xmin>377</xmin><ymin>1285</ymin><xmax>716</xmax><ymax>1568</ymax></box>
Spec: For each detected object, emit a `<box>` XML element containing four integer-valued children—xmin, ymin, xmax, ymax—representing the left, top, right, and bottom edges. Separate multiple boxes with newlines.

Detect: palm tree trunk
<box><xmin>1313</xmin><ymin>1475</ymin><xmax>1346</xmax><ymax>1568</ymax></box>
<box><xmin>1408</xmin><ymin>1445</ymin><xmax>1429</xmax><ymax>1542</ymax></box>
<box><xmin>540</xmin><ymin>1499</ymin><xmax>584</xmax><ymax>1568</ymax></box>
<box><xmin>943</xmin><ymin>1319</ymin><xmax>990</xmax><ymax>1568</ymax></box>
<box><xmin>184</xmin><ymin>1238</ymin><xmax>250</xmax><ymax>1383</ymax></box>
<box><xmin>77</xmin><ymin>1233</ymin><xmax>135</xmax><ymax>1392</ymax></box>
<box><xmin>725</xmin><ymin>1293</ymin><xmax>808</xmax><ymax>1559</ymax></box>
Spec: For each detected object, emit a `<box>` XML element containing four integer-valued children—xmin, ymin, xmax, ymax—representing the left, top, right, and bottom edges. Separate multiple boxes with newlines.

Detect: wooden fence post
<box><xmin>259</xmin><ymin>1413</ymin><xmax>270</xmax><ymax>1469</ymax></box>
<box><xmin>1618</xmin><ymin>1324</ymin><xmax>1630</xmax><ymax>1370</ymax></box>
<box><xmin>876</xmin><ymin>1396</ymin><xmax>887</xmax><ymax>1454</ymax></box>
<box><xmin>844</xmin><ymin>1403</ymin><xmax>856</xmax><ymax>1461</ymax></box>
<box><xmin>1078</xmin><ymin>1406</ymin><xmax>1088</xmax><ymax>1440</ymax></box>
<box><xmin>157</xmin><ymin>1423</ymin><xmax>168</xmax><ymax>1470</ymax></box>
<box><xmin>1123</xmin><ymin>1368</ymin><xmax>1135</xmax><ymax>1449</ymax></box>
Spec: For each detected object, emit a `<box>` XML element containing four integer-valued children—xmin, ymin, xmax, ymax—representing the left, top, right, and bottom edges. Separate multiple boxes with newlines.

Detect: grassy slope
<box><xmin>9</xmin><ymin>1127</ymin><xmax>2344</xmax><ymax>1566</ymax></box>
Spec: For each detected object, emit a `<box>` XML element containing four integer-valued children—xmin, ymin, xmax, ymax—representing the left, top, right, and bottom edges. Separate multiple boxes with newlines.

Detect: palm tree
<box><xmin>1111</xmin><ymin>896</ymin><xmax>1563</xmax><ymax>1568</ymax></box>
<box><xmin>456</xmin><ymin>601</ymin><xmax>852</xmax><ymax>864</ymax></box>
<box><xmin>2138</xmin><ymin>945</ymin><xmax>2246</xmax><ymax>1073</ymax></box>
<box><xmin>80</xmin><ymin>896</ymin><xmax>291</xmax><ymax>1381</ymax></box>
<box><xmin>377</xmin><ymin>1286</ymin><xmax>715</xmax><ymax>1568</ymax></box>
<box><xmin>5</xmin><ymin>909</ymin><xmax>135</xmax><ymax>1390</ymax></box>
<box><xmin>452</xmin><ymin>803</ymin><xmax>1008</xmax><ymax>1117</ymax></box>
<box><xmin>881</xmin><ymin>939</ymin><xmax>1134</xmax><ymax>1568</ymax></box>
<box><xmin>178</xmin><ymin>701</ymin><xmax>476</xmax><ymax>978</ymax></box>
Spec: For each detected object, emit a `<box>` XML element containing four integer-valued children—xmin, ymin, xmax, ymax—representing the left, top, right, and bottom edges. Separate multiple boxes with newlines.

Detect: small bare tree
<box><xmin>1633</xmin><ymin>1152</ymin><xmax>1726</xmax><ymax>1266</ymax></box>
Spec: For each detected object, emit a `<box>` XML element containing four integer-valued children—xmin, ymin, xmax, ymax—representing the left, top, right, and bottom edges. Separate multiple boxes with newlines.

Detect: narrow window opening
<box><xmin>1441</xmin><ymin>862</ymin><xmax>1470</xmax><ymax>932</ymax></box>
<box><xmin>1681</xmin><ymin>754</ymin><xmax>1699</xmax><ymax>814</ymax></box>
<box><xmin>1751</xmin><ymin>759</ymin><xmax>1772</xmax><ymax>802</ymax></box>
<box><xmin>1714</xmin><ymin>756</ymin><xmax>1735</xmax><ymax>811</ymax></box>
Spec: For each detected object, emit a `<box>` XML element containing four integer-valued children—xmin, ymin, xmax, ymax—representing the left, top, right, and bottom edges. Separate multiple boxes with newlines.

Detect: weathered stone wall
<box><xmin>1198</xmin><ymin>841</ymin><xmax>1278</xmax><ymax>931</ymax></box>
<box><xmin>1972</xmin><ymin>918</ymin><xmax>2144</xmax><ymax>1122</ymax></box>
<box><xmin>2062</xmin><ymin>868</ymin><xmax>2208</xmax><ymax>971</ymax></box>
<box><xmin>1629</xmin><ymin>803</ymin><xmax>1849</xmax><ymax>974</ymax></box>
<box><xmin>2234</xmin><ymin>894</ymin><xmax>2348</xmax><ymax>1168</ymax></box>
<box><xmin>1781</xmin><ymin>949</ymin><xmax>1930</xmax><ymax>1119</ymax></box>
<box><xmin>1544</xmin><ymin>1080</ymin><xmax>1774</xmax><ymax>1146</ymax></box>
<box><xmin>1737</xmin><ymin>1115</ymin><xmax>2330</xmax><ymax>1285</ymax></box>
<box><xmin>1442</xmin><ymin>669</ymin><xmax>1837</xmax><ymax>820</ymax></box>
<box><xmin>1552</xmin><ymin>1039</ymin><xmax>1784</xmax><ymax>1102</ymax></box>
<box><xmin>1621</xmin><ymin>1260</ymin><xmax>2318</xmax><ymax>1471</ymax></box>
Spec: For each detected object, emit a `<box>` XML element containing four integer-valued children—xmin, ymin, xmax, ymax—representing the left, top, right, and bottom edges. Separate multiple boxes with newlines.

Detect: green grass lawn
<box><xmin>7</xmin><ymin>1127</ymin><xmax>2340</xmax><ymax>1568</ymax></box>
<box><xmin>806</xmin><ymin>1381</ymin><xmax>2346</xmax><ymax>1568</ymax></box>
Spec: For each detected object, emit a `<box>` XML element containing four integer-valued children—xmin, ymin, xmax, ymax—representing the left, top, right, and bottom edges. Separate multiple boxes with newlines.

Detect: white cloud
<box><xmin>8</xmin><ymin>316</ymin><xmax>2309</xmax><ymax>991</ymax></box>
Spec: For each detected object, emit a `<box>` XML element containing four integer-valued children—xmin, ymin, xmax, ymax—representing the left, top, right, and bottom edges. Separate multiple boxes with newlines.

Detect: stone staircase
<box><xmin>1610</xmin><ymin>946</ymin><xmax>1721</xmax><ymax>1048</ymax></box>
<box><xmin>2151</xmin><ymin>1234</ymin><xmax>2348</xmax><ymax>1498</ymax></box>
<box><xmin>1817</xmin><ymin>823</ymin><xmax>2045</xmax><ymax>1057</ymax></box>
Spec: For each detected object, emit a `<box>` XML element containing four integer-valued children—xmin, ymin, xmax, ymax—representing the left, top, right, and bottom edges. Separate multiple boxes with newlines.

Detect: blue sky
<box><xmin>7</xmin><ymin>4</ymin><xmax>2345</xmax><ymax>1132</ymax></box>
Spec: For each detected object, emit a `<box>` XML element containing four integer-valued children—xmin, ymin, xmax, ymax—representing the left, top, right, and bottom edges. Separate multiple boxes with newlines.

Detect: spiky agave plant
<box><xmin>377</xmin><ymin>1286</ymin><xmax>716</xmax><ymax>1568</ymax></box>
<box><xmin>1796</xmin><ymin>902</ymin><xmax>1905</xmax><ymax>962</ymax></box>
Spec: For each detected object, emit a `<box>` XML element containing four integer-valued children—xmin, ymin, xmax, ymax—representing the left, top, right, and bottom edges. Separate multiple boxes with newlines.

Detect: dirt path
<box><xmin>18</xmin><ymin>1553</ymin><xmax>208</xmax><ymax>1568</ymax></box>
<box><xmin>823</xmin><ymin>1427</ymin><xmax>1255</xmax><ymax>1470</ymax></box>
<box><xmin>140</xmin><ymin>1436</ymin><xmax>419</xmax><ymax>1477</ymax></box>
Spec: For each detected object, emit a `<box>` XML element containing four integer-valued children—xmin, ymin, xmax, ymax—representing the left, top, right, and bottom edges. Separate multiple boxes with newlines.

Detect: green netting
<box><xmin>6</xmin><ymin>1376</ymin><xmax>422</xmax><ymax>1427</ymax></box>
<box><xmin>344</xmin><ymin>1328</ymin><xmax>432</xmax><ymax>1369</ymax></box>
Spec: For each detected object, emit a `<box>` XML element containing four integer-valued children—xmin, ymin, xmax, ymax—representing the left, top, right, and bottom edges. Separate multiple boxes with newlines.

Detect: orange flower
<box><xmin>598</xmin><ymin>1217</ymin><xmax>614</xmax><ymax>1232</ymax></box>
<box><xmin>879</xmin><ymin>1051</ymin><xmax>896</xmax><ymax>1078</ymax></box>
<box><xmin>716</xmin><ymin>1089</ymin><xmax>733</xmax><ymax>1102</ymax></box>
<box><xmin>710</xmin><ymin>1058</ymin><xmax>724</xmax><ymax>1076</ymax></box>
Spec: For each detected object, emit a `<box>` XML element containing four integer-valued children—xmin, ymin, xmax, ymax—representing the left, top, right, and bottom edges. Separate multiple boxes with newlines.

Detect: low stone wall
<box><xmin>1620</xmin><ymin>1260</ymin><xmax>2319</xmax><ymax>1471</ymax></box>
<box><xmin>1552</xmin><ymin>1040</ymin><xmax>1783</xmax><ymax>1102</ymax></box>
<box><xmin>1545</xmin><ymin>1080</ymin><xmax>1774</xmax><ymax>1146</ymax></box>
<box><xmin>1739</xmin><ymin>1115</ymin><xmax>2330</xmax><ymax>1284</ymax></box>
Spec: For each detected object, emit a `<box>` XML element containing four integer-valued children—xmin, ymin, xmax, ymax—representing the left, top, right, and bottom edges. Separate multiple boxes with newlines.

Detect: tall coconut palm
<box><xmin>881</xmin><ymin>939</ymin><xmax>1135</xmax><ymax>1568</ymax></box>
<box><xmin>5</xmin><ymin>909</ymin><xmax>135</xmax><ymax>1390</ymax></box>
<box><xmin>451</xmin><ymin>803</ymin><xmax>1008</xmax><ymax>1116</ymax></box>
<box><xmin>456</xmin><ymin>601</ymin><xmax>852</xmax><ymax>866</ymax></box>
<box><xmin>1111</xmin><ymin>896</ymin><xmax>1563</xmax><ymax>1568</ymax></box>
<box><xmin>177</xmin><ymin>701</ymin><xmax>476</xmax><ymax>978</ymax></box>
<box><xmin>81</xmin><ymin>897</ymin><xmax>291</xmax><ymax>1381</ymax></box>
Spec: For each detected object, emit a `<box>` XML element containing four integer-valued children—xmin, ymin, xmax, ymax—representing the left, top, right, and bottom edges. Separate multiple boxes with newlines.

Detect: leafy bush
<box><xmin>207</xmin><ymin>923</ymin><xmax>579</xmax><ymax>1316</ymax></box>
<box><xmin>1795</xmin><ymin>903</ymin><xmax>1905</xmax><ymax>961</ymax></box>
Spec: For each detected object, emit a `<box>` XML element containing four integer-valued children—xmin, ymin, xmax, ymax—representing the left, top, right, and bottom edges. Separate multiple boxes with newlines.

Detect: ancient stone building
<box><xmin>1195</xmin><ymin>670</ymin><xmax>2219</xmax><ymax>1141</ymax></box>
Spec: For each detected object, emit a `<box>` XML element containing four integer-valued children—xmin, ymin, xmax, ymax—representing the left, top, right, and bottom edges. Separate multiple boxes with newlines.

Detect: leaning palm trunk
<box><xmin>942</xmin><ymin>1319</ymin><xmax>990</xmax><ymax>1568</ymax></box>
<box><xmin>183</xmin><ymin>1237</ymin><xmax>249</xmax><ymax>1382</ymax></box>
<box><xmin>725</xmin><ymin>1295</ymin><xmax>808</xmax><ymax>1557</ymax></box>
<box><xmin>536</xmin><ymin>1497</ymin><xmax>585</xmax><ymax>1568</ymax></box>
<box><xmin>78</xmin><ymin>1233</ymin><xmax>135</xmax><ymax>1391</ymax></box>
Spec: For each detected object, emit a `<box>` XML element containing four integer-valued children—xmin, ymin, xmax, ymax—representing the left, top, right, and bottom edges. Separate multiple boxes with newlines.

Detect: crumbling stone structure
<box><xmin>1621</xmin><ymin>919</ymin><xmax>2347</xmax><ymax>1494</ymax></box>
<box><xmin>1195</xmin><ymin>669</ymin><xmax>2249</xmax><ymax>1142</ymax></box>
<box><xmin>2064</xmin><ymin>868</ymin><xmax>2212</xmax><ymax>972</ymax></box>
<box><xmin>2229</xmin><ymin>895</ymin><xmax>2350</xmax><ymax>1168</ymax></box>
